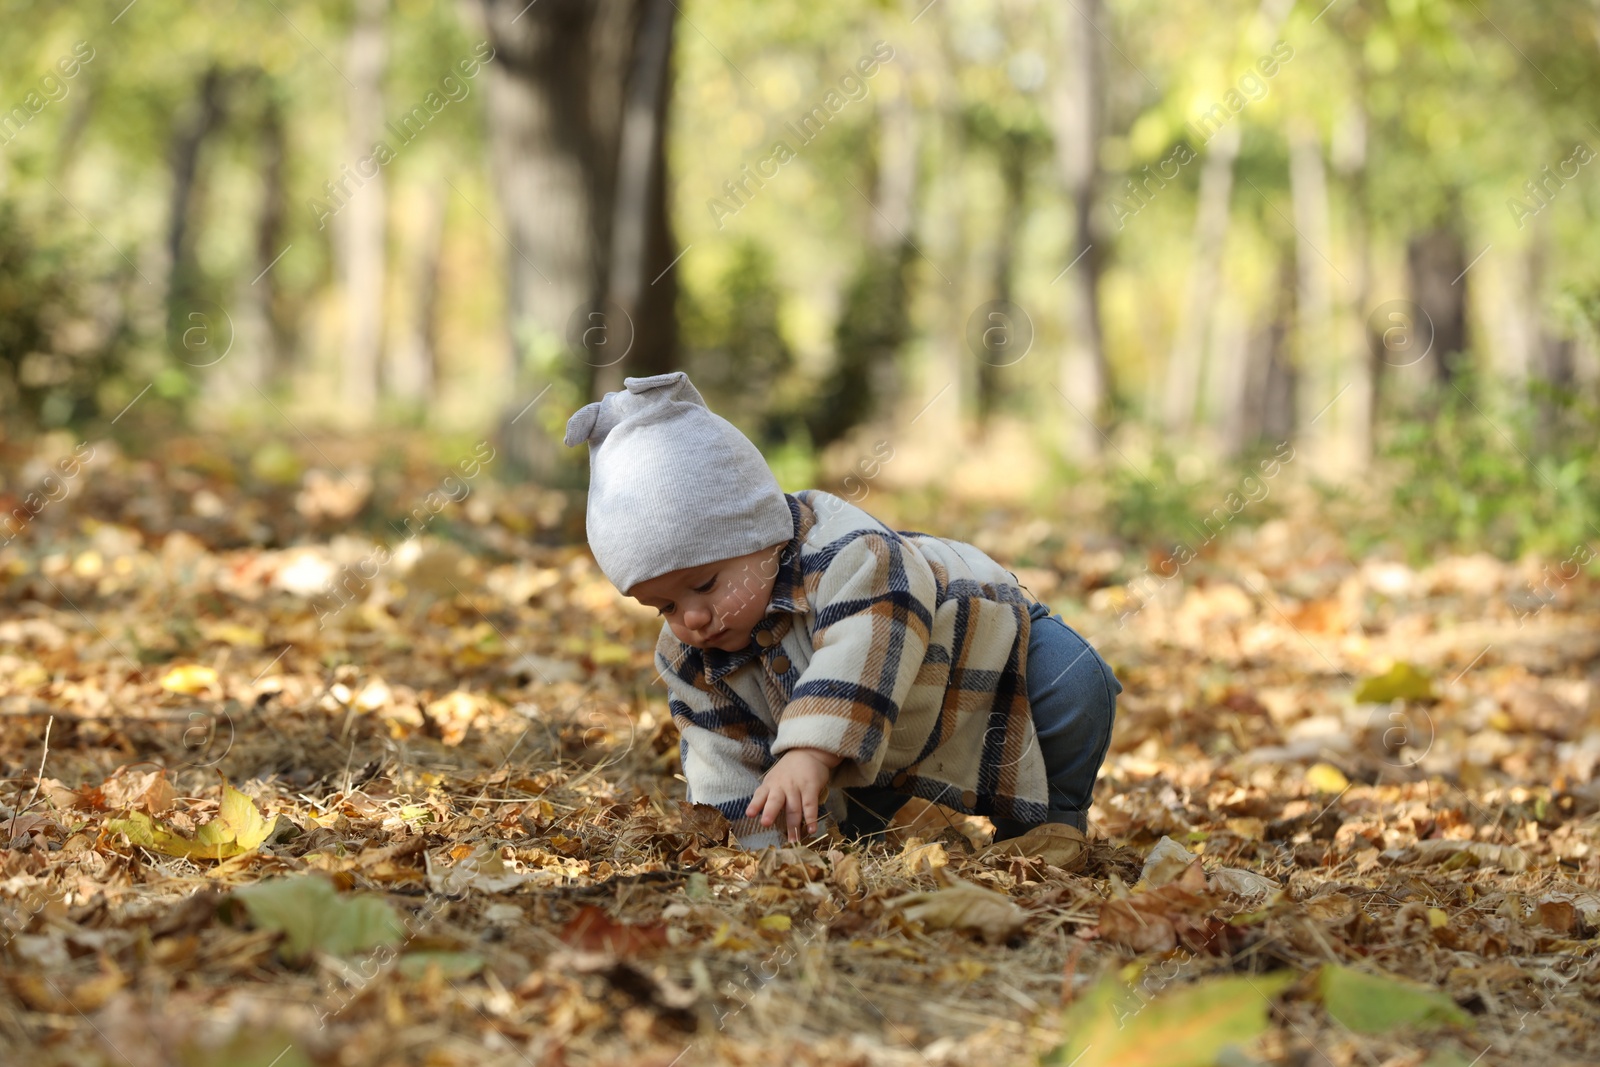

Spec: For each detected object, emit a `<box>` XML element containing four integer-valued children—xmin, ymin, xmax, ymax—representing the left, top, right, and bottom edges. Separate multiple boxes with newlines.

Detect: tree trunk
<box><xmin>255</xmin><ymin>86</ymin><xmax>291</xmax><ymax>385</ymax></box>
<box><xmin>1332</xmin><ymin>90</ymin><xmax>1375</xmax><ymax>471</ymax></box>
<box><xmin>1405</xmin><ymin>220</ymin><xmax>1468</xmax><ymax>388</ymax></box>
<box><xmin>1288</xmin><ymin>118</ymin><xmax>1337</xmax><ymax>470</ymax></box>
<box><xmin>1051</xmin><ymin>0</ymin><xmax>1108</xmax><ymax>457</ymax></box>
<box><xmin>205</xmin><ymin>77</ymin><xmax>292</xmax><ymax>410</ymax></box>
<box><xmin>977</xmin><ymin>133</ymin><xmax>1028</xmax><ymax>432</ymax></box>
<box><xmin>1257</xmin><ymin>251</ymin><xmax>1299</xmax><ymax>444</ymax></box>
<box><xmin>339</xmin><ymin>0</ymin><xmax>388</xmax><ymax>420</ymax></box>
<box><xmin>165</xmin><ymin>66</ymin><xmax>228</xmax><ymax>324</ymax></box>
<box><xmin>926</xmin><ymin>12</ymin><xmax>973</xmax><ymax>438</ymax></box>
<box><xmin>595</xmin><ymin>0</ymin><xmax>679</xmax><ymax>396</ymax></box>
<box><xmin>389</xmin><ymin>177</ymin><xmax>447</xmax><ymax>407</ymax></box>
<box><xmin>474</xmin><ymin>0</ymin><xmax>681</xmax><ymax>477</ymax></box>
<box><xmin>478</xmin><ymin>0</ymin><xmax>597</xmax><ymax>410</ymax></box>
<box><xmin>1163</xmin><ymin>0</ymin><xmax>1293</xmax><ymax>435</ymax></box>
<box><xmin>1163</xmin><ymin>123</ymin><xmax>1239</xmax><ymax>434</ymax></box>
<box><xmin>807</xmin><ymin>39</ymin><xmax>918</xmax><ymax>450</ymax></box>
<box><xmin>1205</xmin><ymin>290</ymin><xmax>1249</xmax><ymax>454</ymax></box>
<box><xmin>1522</xmin><ymin>217</ymin><xmax>1575</xmax><ymax>453</ymax></box>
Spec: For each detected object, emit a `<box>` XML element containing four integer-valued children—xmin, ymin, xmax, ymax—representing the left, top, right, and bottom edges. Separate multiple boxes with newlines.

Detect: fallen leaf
<box><xmin>425</xmin><ymin>844</ymin><xmax>533</xmax><ymax>894</ymax></box>
<box><xmin>1208</xmin><ymin>867</ymin><xmax>1279</xmax><ymax>901</ymax></box>
<box><xmin>560</xmin><ymin>905</ymin><xmax>669</xmax><ymax>956</ymax></box>
<box><xmin>396</xmin><ymin>950</ymin><xmax>486</xmax><ymax>980</ymax></box>
<box><xmin>201</xmin><ymin>621</ymin><xmax>266</xmax><ymax>648</ymax></box>
<box><xmin>105</xmin><ymin>781</ymin><xmax>280</xmax><ymax>861</ymax></box>
<box><xmin>425</xmin><ymin>690</ymin><xmax>479</xmax><ymax>746</ymax></box>
<box><xmin>100</xmin><ymin>766</ymin><xmax>178</xmax><ymax>814</ymax></box>
<box><xmin>1050</xmin><ymin>971</ymin><xmax>1295</xmax><ymax>1066</ymax></box>
<box><xmin>161</xmin><ymin>663</ymin><xmax>219</xmax><ymax>695</ymax></box>
<box><xmin>233</xmin><ymin>875</ymin><xmax>405</xmax><ymax>964</ymax></box>
<box><xmin>1139</xmin><ymin>836</ymin><xmax>1198</xmax><ymax>888</ymax></box>
<box><xmin>1305</xmin><ymin>762</ymin><xmax>1351</xmax><ymax>793</ymax></box>
<box><xmin>675</xmin><ymin>801</ymin><xmax>731</xmax><ymax>843</ymax></box>
<box><xmin>1225</xmin><ymin>816</ymin><xmax>1266</xmax><ymax>841</ymax></box>
<box><xmin>1355</xmin><ymin>662</ymin><xmax>1435</xmax><ymax>703</ymax></box>
<box><xmin>1411</xmin><ymin>839</ymin><xmax>1531</xmax><ymax>873</ymax></box>
<box><xmin>901</xmin><ymin>838</ymin><xmax>949</xmax><ymax>876</ymax></box>
<box><xmin>1099</xmin><ymin>862</ymin><xmax>1230</xmax><ymax>955</ymax></box>
<box><xmin>1318</xmin><ymin>963</ymin><xmax>1471</xmax><ymax>1033</ymax></box>
<box><xmin>885</xmin><ymin>872</ymin><xmax>1027</xmax><ymax>944</ymax></box>
<box><xmin>7</xmin><ymin>964</ymin><xmax>126</xmax><ymax>1013</ymax></box>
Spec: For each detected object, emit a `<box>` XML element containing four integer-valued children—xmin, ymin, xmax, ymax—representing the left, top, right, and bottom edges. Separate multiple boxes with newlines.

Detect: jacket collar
<box><xmin>764</xmin><ymin>494</ymin><xmax>810</xmax><ymax>615</ymax></box>
<box><xmin>701</xmin><ymin>494</ymin><xmax>809</xmax><ymax>684</ymax></box>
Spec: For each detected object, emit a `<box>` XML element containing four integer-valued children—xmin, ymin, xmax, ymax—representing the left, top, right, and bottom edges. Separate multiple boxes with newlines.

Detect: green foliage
<box><xmin>1374</xmin><ymin>375</ymin><xmax>1600</xmax><ymax>559</ymax></box>
<box><xmin>0</xmin><ymin>200</ymin><xmax>130</xmax><ymax>430</ymax></box>
<box><xmin>1100</xmin><ymin>445</ymin><xmax>1288</xmax><ymax>551</ymax></box>
<box><xmin>682</xmin><ymin>238</ymin><xmax>796</xmax><ymax>445</ymax></box>
<box><xmin>807</xmin><ymin>245</ymin><xmax>912</xmax><ymax>449</ymax></box>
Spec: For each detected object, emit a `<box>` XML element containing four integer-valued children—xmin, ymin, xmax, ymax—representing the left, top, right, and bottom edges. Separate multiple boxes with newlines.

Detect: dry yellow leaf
<box><xmin>934</xmin><ymin>959</ymin><xmax>987</xmax><ymax>983</ymax></box>
<box><xmin>900</xmin><ymin>838</ymin><xmax>949</xmax><ymax>876</ymax></box>
<box><xmin>710</xmin><ymin>922</ymin><xmax>757</xmax><ymax>951</ymax></box>
<box><xmin>885</xmin><ymin>873</ymin><xmax>1027</xmax><ymax>944</ymax></box>
<box><xmin>161</xmin><ymin>663</ymin><xmax>219</xmax><ymax>694</ymax></box>
<box><xmin>1306</xmin><ymin>762</ymin><xmax>1351</xmax><ymax>794</ymax></box>
<box><xmin>1225</xmin><ymin>817</ymin><xmax>1266</xmax><ymax>841</ymax></box>
<box><xmin>425</xmin><ymin>690</ymin><xmax>478</xmax><ymax>746</ymax></box>
<box><xmin>105</xmin><ymin>780</ymin><xmax>279</xmax><ymax>861</ymax></box>
<box><xmin>202</xmin><ymin>622</ymin><xmax>265</xmax><ymax>648</ymax></box>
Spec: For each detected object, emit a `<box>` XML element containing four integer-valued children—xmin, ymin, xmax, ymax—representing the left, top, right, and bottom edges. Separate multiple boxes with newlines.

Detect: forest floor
<box><xmin>2</xmin><ymin>434</ymin><xmax>1599</xmax><ymax>1067</ymax></box>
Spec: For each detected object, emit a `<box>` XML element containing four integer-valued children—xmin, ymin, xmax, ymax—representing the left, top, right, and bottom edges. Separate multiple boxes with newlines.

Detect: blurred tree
<box><xmin>807</xmin><ymin>34</ymin><xmax>918</xmax><ymax>451</ymax></box>
<box><xmin>164</xmin><ymin>64</ymin><xmax>229</xmax><ymax>361</ymax></box>
<box><xmin>252</xmin><ymin>80</ymin><xmax>292</xmax><ymax>386</ymax></box>
<box><xmin>473</xmin><ymin>0</ymin><xmax>679</xmax><ymax>386</ymax></box>
<box><xmin>681</xmin><ymin>237</ymin><xmax>794</xmax><ymax>442</ymax></box>
<box><xmin>1405</xmin><ymin>211</ymin><xmax>1469</xmax><ymax>388</ymax></box>
<box><xmin>1051</xmin><ymin>0</ymin><xmax>1109</xmax><ymax>454</ymax></box>
<box><xmin>0</xmin><ymin>203</ymin><xmax>115</xmax><ymax>430</ymax></box>
<box><xmin>1164</xmin><ymin>0</ymin><xmax>1294</xmax><ymax>435</ymax></box>
<box><xmin>339</xmin><ymin>0</ymin><xmax>389</xmax><ymax>419</ymax></box>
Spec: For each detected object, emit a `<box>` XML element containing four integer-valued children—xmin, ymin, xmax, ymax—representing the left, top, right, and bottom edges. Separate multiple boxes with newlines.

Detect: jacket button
<box><xmin>960</xmin><ymin>790</ymin><xmax>977</xmax><ymax>809</ymax></box>
<box><xmin>770</xmin><ymin>654</ymin><xmax>791</xmax><ymax>674</ymax></box>
<box><xmin>755</xmin><ymin>629</ymin><xmax>777</xmax><ymax>647</ymax></box>
<box><xmin>891</xmin><ymin>770</ymin><xmax>909</xmax><ymax>788</ymax></box>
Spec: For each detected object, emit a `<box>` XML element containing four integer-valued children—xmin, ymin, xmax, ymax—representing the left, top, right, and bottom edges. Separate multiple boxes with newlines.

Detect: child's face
<box><xmin>627</xmin><ymin>542</ymin><xmax>786</xmax><ymax>651</ymax></box>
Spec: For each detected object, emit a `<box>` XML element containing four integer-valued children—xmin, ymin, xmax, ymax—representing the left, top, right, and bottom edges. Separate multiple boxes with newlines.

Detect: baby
<box><xmin>564</xmin><ymin>372</ymin><xmax>1121</xmax><ymax>865</ymax></box>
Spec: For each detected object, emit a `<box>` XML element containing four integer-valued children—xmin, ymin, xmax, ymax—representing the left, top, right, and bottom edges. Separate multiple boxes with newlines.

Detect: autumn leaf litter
<box><xmin>2</xmin><ymin>437</ymin><xmax>1599</xmax><ymax>1066</ymax></box>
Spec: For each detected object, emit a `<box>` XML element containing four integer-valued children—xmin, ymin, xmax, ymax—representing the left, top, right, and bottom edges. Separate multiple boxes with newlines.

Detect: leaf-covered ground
<box><xmin>3</xmin><ymin>435</ymin><xmax>1599</xmax><ymax>1066</ymax></box>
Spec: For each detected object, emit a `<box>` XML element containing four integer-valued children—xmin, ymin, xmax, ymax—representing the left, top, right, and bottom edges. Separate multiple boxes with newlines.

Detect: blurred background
<box><xmin>2</xmin><ymin>0</ymin><xmax>1598</xmax><ymax>559</ymax></box>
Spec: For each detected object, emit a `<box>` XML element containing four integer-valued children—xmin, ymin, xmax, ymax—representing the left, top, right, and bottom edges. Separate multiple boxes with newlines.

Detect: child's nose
<box><xmin>683</xmin><ymin>606</ymin><xmax>713</xmax><ymax>631</ymax></box>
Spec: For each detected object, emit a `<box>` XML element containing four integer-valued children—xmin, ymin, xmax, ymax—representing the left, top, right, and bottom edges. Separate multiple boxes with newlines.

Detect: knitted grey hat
<box><xmin>562</xmin><ymin>371</ymin><xmax>794</xmax><ymax>594</ymax></box>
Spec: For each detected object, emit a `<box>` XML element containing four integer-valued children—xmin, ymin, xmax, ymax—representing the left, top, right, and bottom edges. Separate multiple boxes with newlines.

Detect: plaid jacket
<box><xmin>655</xmin><ymin>489</ymin><xmax>1049</xmax><ymax>848</ymax></box>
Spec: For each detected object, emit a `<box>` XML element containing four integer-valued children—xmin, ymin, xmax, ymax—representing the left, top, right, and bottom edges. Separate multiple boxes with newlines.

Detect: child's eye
<box><xmin>657</xmin><ymin>603</ymin><xmax>675</xmax><ymax>616</ymax></box>
<box><xmin>693</xmin><ymin>576</ymin><xmax>717</xmax><ymax>594</ymax></box>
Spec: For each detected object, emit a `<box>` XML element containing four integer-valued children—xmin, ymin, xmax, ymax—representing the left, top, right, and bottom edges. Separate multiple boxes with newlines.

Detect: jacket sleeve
<box><xmin>770</xmin><ymin>530</ymin><xmax>937</xmax><ymax>788</ymax></box>
<box><xmin>654</xmin><ymin>628</ymin><xmax>785</xmax><ymax>848</ymax></box>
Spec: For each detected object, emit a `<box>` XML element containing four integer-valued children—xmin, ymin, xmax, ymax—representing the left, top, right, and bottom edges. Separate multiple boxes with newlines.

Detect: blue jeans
<box><xmin>839</xmin><ymin>599</ymin><xmax>1121</xmax><ymax>838</ymax></box>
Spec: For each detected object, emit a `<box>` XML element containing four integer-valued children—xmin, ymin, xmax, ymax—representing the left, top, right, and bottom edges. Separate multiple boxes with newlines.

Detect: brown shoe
<box><xmin>977</xmin><ymin>822</ymin><xmax>1088</xmax><ymax>872</ymax></box>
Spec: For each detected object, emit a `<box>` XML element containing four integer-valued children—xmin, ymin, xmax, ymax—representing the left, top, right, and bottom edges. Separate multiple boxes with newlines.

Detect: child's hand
<box><xmin>747</xmin><ymin>747</ymin><xmax>842</xmax><ymax>842</ymax></box>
